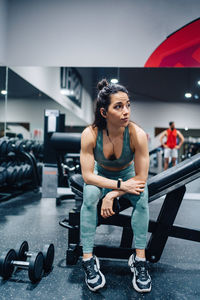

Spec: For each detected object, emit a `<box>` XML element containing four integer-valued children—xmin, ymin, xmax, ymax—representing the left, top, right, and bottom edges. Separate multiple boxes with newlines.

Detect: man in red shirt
<box><xmin>160</xmin><ymin>122</ymin><xmax>184</xmax><ymax>170</ymax></box>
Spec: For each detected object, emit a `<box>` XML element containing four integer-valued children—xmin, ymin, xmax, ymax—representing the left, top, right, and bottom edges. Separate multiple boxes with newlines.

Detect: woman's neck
<box><xmin>106</xmin><ymin>124</ymin><xmax>125</xmax><ymax>138</ymax></box>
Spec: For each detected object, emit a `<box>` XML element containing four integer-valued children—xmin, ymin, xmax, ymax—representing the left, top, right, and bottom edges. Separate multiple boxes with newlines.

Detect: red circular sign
<box><xmin>144</xmin><ymin>18</ymin><xmax>200</xmax><ymax>67</ymax></box>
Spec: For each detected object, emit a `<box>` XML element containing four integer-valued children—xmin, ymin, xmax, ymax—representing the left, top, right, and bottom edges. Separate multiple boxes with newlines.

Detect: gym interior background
<box><xmin>0</xmin><ymin>0</ymin><xmax>200</xmax><ymax>299</ymax></box>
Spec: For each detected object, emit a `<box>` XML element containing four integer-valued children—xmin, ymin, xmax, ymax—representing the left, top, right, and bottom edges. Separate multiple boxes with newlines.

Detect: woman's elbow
<box><xmin>141</xmin><ymin>176</ymin><xmax>148</xmax><ymax>182</ymax></box>
<box><xmin>82</xmin><ymin>173</ymin><xmax>92</xmax><ymax>185</ymax></box>
<box><xmin>135</xmin><ymin>173</ymin><xmax>148</xmax><ymax>182</ymax></box>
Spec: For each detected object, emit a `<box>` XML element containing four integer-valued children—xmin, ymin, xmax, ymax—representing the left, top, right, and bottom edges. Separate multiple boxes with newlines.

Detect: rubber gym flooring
<box><xmin>0</xmin><ymin>178</ymin><xmax>200</xmax><ymax>300</ymax></box>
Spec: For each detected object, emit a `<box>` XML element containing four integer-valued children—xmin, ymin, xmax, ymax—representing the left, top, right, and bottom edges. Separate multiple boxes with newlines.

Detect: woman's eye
<box><xmin>114</xmin><ymin>103</ymin><xmax>130</xmax><ymax>110</ymax></box>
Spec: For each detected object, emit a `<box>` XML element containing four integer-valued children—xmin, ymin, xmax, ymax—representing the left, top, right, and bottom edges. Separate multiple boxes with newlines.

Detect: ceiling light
<box><xmin>110</xmin><ymin>78</ymin><xmax>118</xmax><ymax>84</ymax></box>
<box><xmin>60</xmin><ymin>88</ymin><xmax>68</xmax><ymax>95</ymax></box>
<box><xmin>197</xmin><ymin>80</ymin><xmax>200</xmax><ymax>86</ymax></box>
<box><xmin>194</xmin><ymin>94</ymin><xmax>199</xmax><ymax>99</ymax></box>
<box><xmin>1</xmin><ymin>90</ymin><xmax>7</xmax><ymax>95</ymax></box>
<box><xmin>60</xmin><ymin>88</ymin><xmax>75</xmax><ymax>97</ymax></box>
<box><xmin>60</xmin><ymin>88</ymin><xmax>72</xmax><ymax>96</ymax></box>
<box><xmin>185</xmin><ymin>92</ymin><xmax>192</xmax><ymax>98</ymax></box>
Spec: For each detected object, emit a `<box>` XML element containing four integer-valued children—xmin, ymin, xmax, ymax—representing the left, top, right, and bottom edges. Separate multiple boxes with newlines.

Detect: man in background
<box><xmin>160</xmin><ymin>121</ymin><xmax>184</xmax><ymax>170</ymax></box>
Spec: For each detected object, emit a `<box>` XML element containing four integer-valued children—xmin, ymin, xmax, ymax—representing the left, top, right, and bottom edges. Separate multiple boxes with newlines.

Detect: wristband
<box><xmin>117</xmin><ymin>178</ymin><xmax>122</xmax><ymax>189</ymax></box>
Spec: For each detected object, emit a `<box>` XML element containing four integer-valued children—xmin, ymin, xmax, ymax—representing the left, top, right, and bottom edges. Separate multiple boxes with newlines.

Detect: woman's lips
<box><xmin>121</xmin><ymin>118</ymin><xmax>129</xmax><ymax>122</ymax></box>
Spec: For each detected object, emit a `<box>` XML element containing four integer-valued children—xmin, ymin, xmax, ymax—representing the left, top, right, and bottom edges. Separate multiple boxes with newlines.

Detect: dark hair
<box><xmin>169</xmin><ymin>121</ymin><xmax>174</xmax><ymax>126</ymax></box>
<box><xmin>92</xmin><ymin>79</ymin><xmax>129</xmax><ymax>129</ymax></box>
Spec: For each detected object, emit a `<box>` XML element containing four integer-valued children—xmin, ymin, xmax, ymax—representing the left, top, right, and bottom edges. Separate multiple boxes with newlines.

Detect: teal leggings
<box><xmin>80</xmin><ymin>163</ymin><xmax>149</xmax><ymax>254</ymax></box>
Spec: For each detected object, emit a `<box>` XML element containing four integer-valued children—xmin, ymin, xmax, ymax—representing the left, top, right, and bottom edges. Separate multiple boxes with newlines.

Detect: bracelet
<box><xmin>117</xmin><ymin>178</ymin><xmax>122</xmax><ymax>189</ymax></box>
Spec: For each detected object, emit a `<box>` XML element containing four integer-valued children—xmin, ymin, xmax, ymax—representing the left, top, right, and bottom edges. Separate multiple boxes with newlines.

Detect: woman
<box><xmin>80</xmin><ymin>79</ymin><xmax>151</xmax><ymax>293</ymax></box>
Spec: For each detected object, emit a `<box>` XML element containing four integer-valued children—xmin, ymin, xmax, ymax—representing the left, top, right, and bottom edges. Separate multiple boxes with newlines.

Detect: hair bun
<box><xmin>97</xmin><ymin>79</ymin><xmax>109</xmax><ymax>91</ymax></box>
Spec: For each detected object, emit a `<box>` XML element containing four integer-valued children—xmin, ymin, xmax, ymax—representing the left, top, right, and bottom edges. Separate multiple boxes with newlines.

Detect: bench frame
<box><xmin>60</xmin><ymin>181</ymin><xmax>200</xmax><ymax>265</ymax></box>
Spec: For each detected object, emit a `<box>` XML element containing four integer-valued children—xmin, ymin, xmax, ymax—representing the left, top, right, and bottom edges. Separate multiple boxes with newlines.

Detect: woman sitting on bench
<box><xmin>80</xmin><ymin>79</ymin><xmax>151</xmax><ymax>293</ymax></box>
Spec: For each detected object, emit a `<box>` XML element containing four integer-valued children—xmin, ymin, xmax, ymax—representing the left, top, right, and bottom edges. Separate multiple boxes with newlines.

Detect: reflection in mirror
<box><xmin>0</xmin><ymin>66</ymin><xmax>199</xmax><ymax>189</ymax></box>
<box><xmin>3</xmin><ymin>67</ymin><xmax>93</xmax><ymax>141</ymax></box>
<box><xmin>2</xmin><ymin>66</ymin><xmax>200</xmax><ymax>156</ymax></box>
<box><xmin>6</xmin><ymin>68</ymin><xmax>56</xmax><ymax>140</ymax></box>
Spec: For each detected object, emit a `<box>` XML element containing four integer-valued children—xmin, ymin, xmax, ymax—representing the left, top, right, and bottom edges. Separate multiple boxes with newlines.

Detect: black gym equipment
<box><xmin>50</xmin><ymin>132</ymin><xmax>81</xmax><ymax>203</ymax></box>
<box><xmin>54</xmin><ymin>133</ymin><xmax>200</xmax><ymax>265</ymax></box>
<box><xmin>0</xmin><ymin>137</ymin><xmax>42</xmax><ymax>202</ymax></box>
<box><xmin>0</xmin><ymin>249</ymin><xmax>44</xmax><ymax>282</ymax></box>
<box><xmin>15</xmin><ymin>241</ymin><xmax>55</xmax><ymax>273</ymax></box>
<box><xmin>43</xmin><ymin>110</ymin><xmax>65</xmax><ymax>164</ymax></box>
<box><xmin>0</xmin><ymin>137</ymin><xmax>43</xmax><ymax>158</ymax></box>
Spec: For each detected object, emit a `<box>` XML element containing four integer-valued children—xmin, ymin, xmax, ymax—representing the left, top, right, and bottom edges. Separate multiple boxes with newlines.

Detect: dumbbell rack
<box><xmin>0</xmin><ymin>139</ymin><xmax>41</xmax><ymax>202</ymax></box>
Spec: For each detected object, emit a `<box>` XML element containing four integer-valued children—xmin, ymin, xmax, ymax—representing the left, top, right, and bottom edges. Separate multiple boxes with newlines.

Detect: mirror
<box><xmin>1</xmin><ymin>66</ymin><xmax>200</xmax><ymax>159</ymax></box>
<box><xmin>1</xmin><ymin>67</ymin><xmax>93</xmax><ymax>141</ymax></box>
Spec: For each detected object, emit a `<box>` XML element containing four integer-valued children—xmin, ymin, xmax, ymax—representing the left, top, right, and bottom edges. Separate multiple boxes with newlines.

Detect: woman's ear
<box><xmin>100</xmin><ymin>108</ymin><xmax>107</xmax><ymax>118</ymax></box>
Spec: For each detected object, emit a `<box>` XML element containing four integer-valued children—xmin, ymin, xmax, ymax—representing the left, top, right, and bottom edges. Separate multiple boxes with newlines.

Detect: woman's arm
<box><xmin>120</xmin><ymin>124</ymin><xmax>149</xmax><ymax>192</ymax></box>
<box><xmin>132</xmin><ymin>126</ymin><xmax>149</xmax><ymax>181</ymax></box>
<box><xmin>80</xmin><ymin>127</ymin><xmax>121</xmax><ymax>190</ymax></box>
<box><xmin>101</xmin><ymin>124</ymin><xmax>148</xmax><ymax>218</ymax></box>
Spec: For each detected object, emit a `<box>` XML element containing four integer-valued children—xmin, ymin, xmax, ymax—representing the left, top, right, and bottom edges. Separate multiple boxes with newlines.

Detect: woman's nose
<box><xmin>123</xmin><ymin>106</ymin><xmax>129</xmax><ymax>114</ymax></box>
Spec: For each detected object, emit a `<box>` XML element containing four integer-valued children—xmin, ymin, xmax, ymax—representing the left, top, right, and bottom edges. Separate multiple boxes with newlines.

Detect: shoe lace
<box><xmin>84</xmin><ymin>261</ymin><xmax>97</xmax><ymax>279</ymax></box>
<box><xmin>135</xmin><ymin>261</ymin><xmax>149</xmax><ymax>280</ymax></box>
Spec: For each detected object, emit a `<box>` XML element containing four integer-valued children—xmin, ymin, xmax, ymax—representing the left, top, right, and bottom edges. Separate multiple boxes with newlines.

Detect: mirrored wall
<box><xmin>1</xmin><ymin>66</ymin><xmax>200</xmax><ymax>156</ymax></box>
<box><xmin>0</xmin><ymin>67</ymin><xmax>94</xmax><ymax>140</ymax></box>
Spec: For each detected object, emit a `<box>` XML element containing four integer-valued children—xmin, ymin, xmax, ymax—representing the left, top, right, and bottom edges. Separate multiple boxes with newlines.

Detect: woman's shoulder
<box><xmin>82</xmin><ymin>125</ymin><xmax>98</xmax><ymax>136</ymax></box>
<box><xmin>128</xmin><ymin>121</ymin><xmax>146</xmax><ymax>138</ymax></box>
<box><xmin>81</xmin><ymin>125</ymin><xmax>98</xmax><ymax>147</ymax></box>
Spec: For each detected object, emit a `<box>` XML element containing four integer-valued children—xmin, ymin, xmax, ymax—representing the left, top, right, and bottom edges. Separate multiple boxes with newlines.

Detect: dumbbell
<box><xmin>0</xmin><ymin>249</ymin><xmax>44</xmax><ymax>282</ymax></box>
<box><xmin>15</xmin><ymin>241</ymin><xmax>54</xmax><ymax>273</ymax></box>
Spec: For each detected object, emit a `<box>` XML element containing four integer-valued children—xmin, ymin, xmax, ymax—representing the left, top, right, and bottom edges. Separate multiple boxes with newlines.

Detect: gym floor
<box><xmin>0</xmin><ymin>178</ymin><xmax>200</xmax><ymax>300</ymax></box>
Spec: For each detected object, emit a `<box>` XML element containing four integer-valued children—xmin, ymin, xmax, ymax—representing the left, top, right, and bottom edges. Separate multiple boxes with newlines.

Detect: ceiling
<box><xmin>94</xmin><ymin>67</ymin><xmax>200</xmax><ymax>104</ymax></box>
<box><xmin>0</xmin><ymin>68</ymin><xmax>50</xmax><ymax>100</ymax></box>
<box><xmin>0</xmin><ymin>67</ymin><xmax>200</xmax><ymax>104</ymax></box>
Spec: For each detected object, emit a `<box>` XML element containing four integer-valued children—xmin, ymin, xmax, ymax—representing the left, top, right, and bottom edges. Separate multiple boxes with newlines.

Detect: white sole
<box><xmin>128</xmin><ymin>255</ymin><xmax>152</xmax><ymax>293</ymax></box>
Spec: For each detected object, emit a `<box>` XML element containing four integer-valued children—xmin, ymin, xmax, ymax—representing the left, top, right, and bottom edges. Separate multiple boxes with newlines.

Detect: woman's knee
<box><xmin>129</xmin><ymin>186</ymin><xmax>149</xmax><ymax>210</ymax></box>
<box><xmin>83</xmin><ymin>184</ymin><xmax>102</xmax><ymax>208</ymax></box>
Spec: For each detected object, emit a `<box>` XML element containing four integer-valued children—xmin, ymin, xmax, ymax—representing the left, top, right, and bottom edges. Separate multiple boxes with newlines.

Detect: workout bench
<box><xmin>61</xmin><ymin>154</ymin><xmax>200</xmax><ymax>264</ymax></box>
<box><xmin>51</xmin><ymin>133</ymin><xmax>200</xmax><ymax>265</ymax></box>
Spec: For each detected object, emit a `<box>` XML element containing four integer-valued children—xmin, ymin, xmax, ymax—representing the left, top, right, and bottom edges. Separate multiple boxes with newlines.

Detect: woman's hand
<box><xmin>101</xmin><ymin>192</ymin><xmax>116</xmax><ymax>218</ymax></box>
<box><xmin>121</xmin><ymin>178</ymin><xmax>145</xmax><ymax>195</ymax></box>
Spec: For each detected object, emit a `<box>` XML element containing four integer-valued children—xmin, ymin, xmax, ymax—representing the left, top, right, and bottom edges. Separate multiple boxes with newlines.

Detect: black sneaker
<box><xmin>82</xmin><ymin>256</ymin><xmax>106</xmax><ymax>292</ymax></box>
<box><xmin>128</xmin><ymin>254</ymin><xmax>151</xmax><ymax>293</ymax></box>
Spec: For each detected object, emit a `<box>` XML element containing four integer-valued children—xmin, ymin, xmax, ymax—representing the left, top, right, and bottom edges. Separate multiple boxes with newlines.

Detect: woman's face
<box><xmin>105</xmin><ymin>91</ymin><xmax>130</xmax><ymax>127</ymax></box>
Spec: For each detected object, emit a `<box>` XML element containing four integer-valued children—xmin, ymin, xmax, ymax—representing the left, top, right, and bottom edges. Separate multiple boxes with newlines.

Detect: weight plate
<box><xmin>6</xmin><ymin>166</ymin><xmax>17</xmax><ymax>185</ymax></box>
<box><xmin>15</xmin><ymin>241</ymin><xmax>29</xmax><ymax>261</ymax></box>
<box><xmin>0</xmin><ymin>167</ymin><xmax>7</xmax><ymax>185</ymax></box>
<box><xmin>42</xmin><ymin>244</ymin><xmax>55</xmax><ymax>272</ymax></box>
<box><xmin>0</xmin><ymin>139</ymin><xmax>7</xmax><ymax>155</ymax></box>
<box><xmin>0</xmin><ymin>249</ymin><xmax>16</xmax><ymax>278</ymax></box>
<box><xmin>28</xmin><ymin>252</ymin><xmax>44</xmax><ymax>282</ymax></box>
